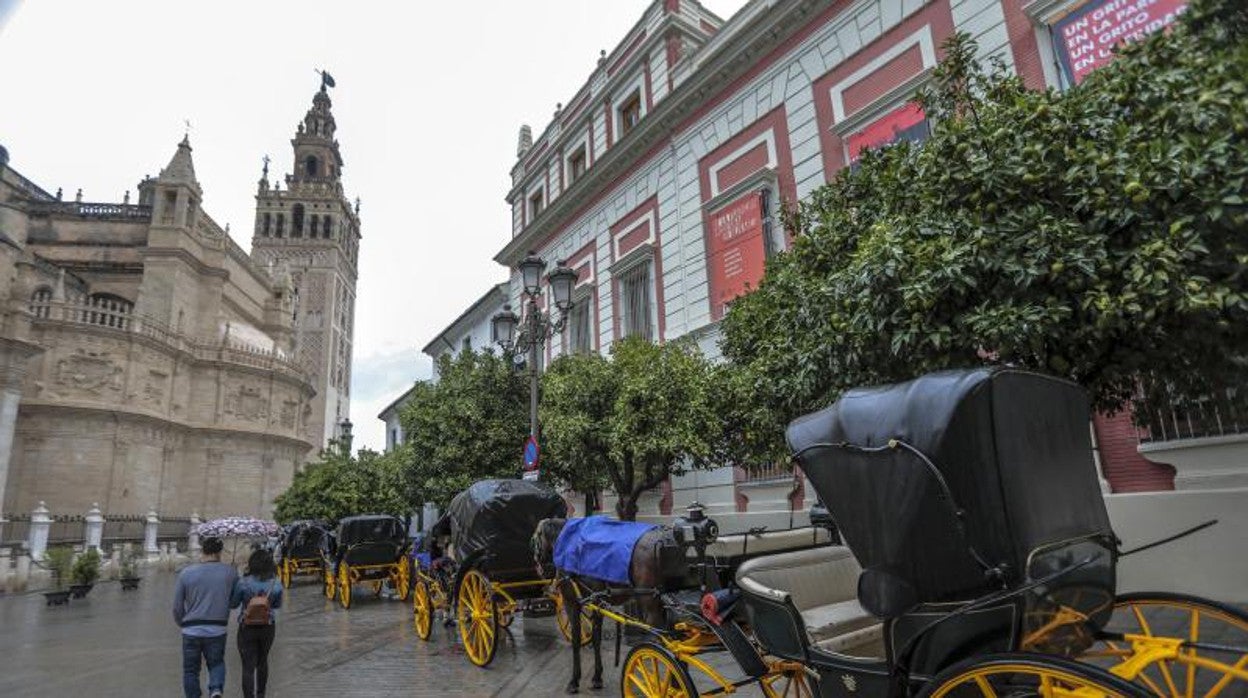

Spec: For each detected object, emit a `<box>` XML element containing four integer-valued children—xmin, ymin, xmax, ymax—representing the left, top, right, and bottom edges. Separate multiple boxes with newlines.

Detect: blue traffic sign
<box><xmin>523</xmin><ymin>436</ymin><xmax>540</xmax><ymax>470</ymax></box>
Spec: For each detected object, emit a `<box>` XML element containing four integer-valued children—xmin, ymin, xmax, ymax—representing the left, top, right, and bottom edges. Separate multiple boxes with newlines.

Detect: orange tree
<box><xmin>720</xmin><ymin>0</ymin><xmax>1248</xmax><ymax>458</ymax></box>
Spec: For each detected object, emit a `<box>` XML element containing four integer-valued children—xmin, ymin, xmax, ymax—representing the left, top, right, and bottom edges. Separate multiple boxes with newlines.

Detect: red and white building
<box><xmin>482</xmin><ymin>0</ymin><xmax>1241</xmax><ymax>596</ymax></box>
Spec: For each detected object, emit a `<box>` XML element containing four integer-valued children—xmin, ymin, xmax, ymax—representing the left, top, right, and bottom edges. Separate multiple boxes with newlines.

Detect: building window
<box><xmin>529</xmin><ymin>190</ymin><xmax>544</xmax><ymax>220</ymax></box>
<box><xmin>322</xmin><ymin>215</ymin><xmax>332</xmax><ymax>239</ymax></box>
<box><xmin>292</xmin><ymin>204</ymin><xmax>305</xmax><ymax>238</ymax></box>
<box><xmin>262</xmin><ymin>212</ymin><xmax>272</xmax><ymax>236</ymax></box>
<box><xmin>309</xmin><ymin>215</ymin><xmax>319</xmax><ymax>236</ymax></box>
<box><xmin>1050</xmin><ymin>0</ymin><xmax>1188</xmax><ymax>87</ymax></box>
<box><xmin>86</xmin><ymin>293</ymin><xmax>132</xmax><ymax>329</ymax></box>
<box><xmin>846</xmin><ymin>103</ymin><xmax>931</xmax><ymax>168</ymax></box>
<box><xmin>30</xmin><ymin>287</ymin><xmax>52</xmax><ymax>319</ymax></box>
<box><xmin>568</xmin><ymin>147</ymin><xmax>587</xmax><ymax>185</ymax></box>
<box><xmin>275</xmin><ymin>214</ymin><xmax>285</xmax><ymax>237</ymax></box>
<box><xmin>567</xmin><ymin>299</ymin><xmax>592</xmax><ymax>353</ymax></box>
<box><xmin>619</xmin><ymin>92</ymin><xmax>642</xmax><ymax>136</ymax></box>
<box><xmin>461</xmin><ymin>336</ymin><xmax>472</xmax><ymax>353</ymax></box>
<box><xmin>304</xmin><ymin>156</ymin><xmax>319</xmax><ymax>178</ymax></box>
<box><xmin>618</xmin><ymin>262</ymin><xmax>653</xmax><ymax>341</ymax></box>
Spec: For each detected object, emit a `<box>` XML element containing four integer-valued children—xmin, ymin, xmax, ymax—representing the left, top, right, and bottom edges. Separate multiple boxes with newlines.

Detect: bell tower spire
<box><xmin>250</xmin><ymin>74</ymin><xmax>360</xmax><ymax>452</ymax></box>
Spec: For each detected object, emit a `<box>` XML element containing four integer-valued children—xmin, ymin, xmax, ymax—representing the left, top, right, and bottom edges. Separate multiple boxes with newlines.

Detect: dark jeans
<box><xmin>237</xmin><ymin>623</ymin><xmax>277</xmax><ymax>698</ymax></box>
<box><xmin>181</xmin><ymin>633</ymin><xmax>227</xmax><ymax>698</ymax></box>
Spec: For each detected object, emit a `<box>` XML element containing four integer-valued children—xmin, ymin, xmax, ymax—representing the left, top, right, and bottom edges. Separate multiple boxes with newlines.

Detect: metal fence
<box><xmin>1137</xmin><ymin>384</ymin><xmax>1248</xmax><ymax>444</ymax></box>
<box><xmin>47</xmin><ymin>516</ymin><xmax>85</xmax><ymax>545</ymax></box>
<box><xmin>101</xmin><ymin>516</ymin><xmax>146</xmax><ymax>544</ymax></box>
<box><xmin>741</xmin><ymin>463</ymin><xmax>793</xmax><ymax>483</ymax></box>
<box><xmin>157</xmin><ymin>517</ymin><xmax>191</xmax><ymax>546</ymax></box>
<box><xmin>1</xmin><ymin>515</ymin><xmax>30</xmax><ymax>548</ymax></box>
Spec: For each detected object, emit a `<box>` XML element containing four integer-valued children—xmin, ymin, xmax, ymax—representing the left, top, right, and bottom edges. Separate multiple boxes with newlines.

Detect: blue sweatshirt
<box><xmin>173</xmin><ymin>561</ymin><xmax>239</xmax><ymax>637</ymax></box>
<box><xmin>230</xmin><ymin>575</ymin><xmax>284</xmax><ymax>625</ymax></box>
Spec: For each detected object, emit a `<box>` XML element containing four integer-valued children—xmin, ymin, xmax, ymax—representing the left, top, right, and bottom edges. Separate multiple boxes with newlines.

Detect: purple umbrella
<box><xmin>196</xmin><ymin>517</ymin><xmax>280</xmax><ymax>563</ymax></box>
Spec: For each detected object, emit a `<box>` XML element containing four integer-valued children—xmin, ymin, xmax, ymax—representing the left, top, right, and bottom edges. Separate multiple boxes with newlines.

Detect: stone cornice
<box><xmin>496</xmin><ymin>0</ymin><xmax>829</xmax><ymax>267</ymax></box>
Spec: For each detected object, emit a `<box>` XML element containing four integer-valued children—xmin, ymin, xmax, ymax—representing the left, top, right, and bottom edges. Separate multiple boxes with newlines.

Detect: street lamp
<box><xmin>339</xmin><ymin>418</ymin><xmax>353</xmax><ymax>456</ymax></box>
<box><xmin>492</xmin><ymin>252</ymin><xmax>578</xmax><ymax>441</ymax></box>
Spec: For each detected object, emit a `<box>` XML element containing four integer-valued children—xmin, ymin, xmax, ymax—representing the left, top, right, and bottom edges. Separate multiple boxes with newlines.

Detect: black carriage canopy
<box><xmin>335</xmin><ymin>515</ymin><xmax>406</xmax><ymax>547</ymax></box>
<box><xmin>281</xmin><ymin>520</ymin><xmax>331</xmax><ymax>555</ymax></box>
<box><xmin>446</xmin><ymin>479</ymin><xmax>568</xmax><ymax>572</ymax></box>
<box><xmin>786</xmin><ymin>368</ymin><xmax>1114</xmax><ymax>609</ymax></box>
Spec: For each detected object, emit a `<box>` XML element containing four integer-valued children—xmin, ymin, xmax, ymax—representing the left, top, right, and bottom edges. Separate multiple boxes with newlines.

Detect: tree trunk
<box><xmin>617</xmin><ymin>496</ymin><xmax>639</xmax><ymax>522</ymax></box>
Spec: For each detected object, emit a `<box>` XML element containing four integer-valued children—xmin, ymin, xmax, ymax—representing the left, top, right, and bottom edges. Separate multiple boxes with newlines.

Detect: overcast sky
<box><xmin>0</xmin><ymin>0</ymin><xmax>748</xmax><ymax>450</ymax></box>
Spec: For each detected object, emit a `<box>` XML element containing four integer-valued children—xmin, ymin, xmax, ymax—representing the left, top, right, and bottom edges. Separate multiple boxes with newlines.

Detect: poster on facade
<box><xmin>846</xmin><ymin>102</ymin><xmax>929</xmax><ymax>163</ymax></box>
<box><xmin>707</xmin><ymin>193</ymin><xmax>766</xmax><ymax>320</ymax></box>
<box><xmin>1054</xmin><ymin>0</ymin><xmax>1188</xmax><ymax>85</ymax></box>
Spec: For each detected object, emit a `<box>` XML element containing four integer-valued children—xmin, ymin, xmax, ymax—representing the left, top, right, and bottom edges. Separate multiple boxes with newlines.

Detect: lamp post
<box><xmin>339</xmin><ymin>418</ymin><xmax>353</xmax><ymax>456</ymax></box>
<box><xmin>492</xmin><ymin>252</ymin><xmax>578</xmax><ymax>441</ymax></box>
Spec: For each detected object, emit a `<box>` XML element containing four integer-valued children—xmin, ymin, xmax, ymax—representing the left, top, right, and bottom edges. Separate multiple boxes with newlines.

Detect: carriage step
<box><xmin>712</xmin><ymin>620</ymin><xmax>769</xmax><ymax>678</ymax></box>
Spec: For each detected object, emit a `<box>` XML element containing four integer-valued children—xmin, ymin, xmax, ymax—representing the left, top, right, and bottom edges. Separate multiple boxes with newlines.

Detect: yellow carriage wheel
<box><xmin>554</xmin><ymin>591</ymin><xmax>593</xmax><ymax>645</ymax></box>
<box><xmin>621</xmin><ymin>642</ymin><xmax>698</xmax><ymax>698</ymax></box>
<box><xmin>337</xmin><ymin>564</ymin><xmax>352</xmax><ymax>609</ymax></box>
<box><xmin>393</xmin><ymin>559</ymin><xmax>411</xmax><ymax>602</ymax></box>
<box><xmin>413</xmin><ymin>579</ymin><xmax>433</xmax><ymax>641</ymax></box>
<box><xmin>1084</xmin><ymin>592</ymin><xmax>1248</xmax><ymax>697</ymax></box>
<box><xmin>918</xmin><ymin>653</ymin><xmax>1150</xmax><ymax>697</ymax></box>
<box><xmin>322</xmin><ymin>565</ymin><xmax>336</xmax><ymax>600</ymax></box>
<box><xmin>456</xmin><ymin>569</ymin><xmax>499</xmax><ymax>667</ymax></box>
<box><xmin>760</xmin><ymin>663</ymin><xmax>815</xmax><ymax>698</ymax></box>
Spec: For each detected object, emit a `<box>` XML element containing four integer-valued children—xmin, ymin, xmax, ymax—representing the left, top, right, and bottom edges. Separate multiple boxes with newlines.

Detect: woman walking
<box><xmin>230</xmin><ymin>549</ymin><xmax>284</xmax><ymax>698</ymax></box>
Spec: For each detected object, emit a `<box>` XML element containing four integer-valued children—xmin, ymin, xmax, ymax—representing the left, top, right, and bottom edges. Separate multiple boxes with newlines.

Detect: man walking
<box><xmin>173</xmin><ymin>536</ymin><xmax>238</xmax><ymax>698</ymax></box>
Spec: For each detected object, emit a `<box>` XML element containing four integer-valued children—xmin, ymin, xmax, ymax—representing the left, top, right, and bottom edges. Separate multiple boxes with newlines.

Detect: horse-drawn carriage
<box><xmin>411</xmin><ymin>479</ymin><xmax>584</xmax><ymax>667</ymax></box>
<box><xmin>276</xmin><ymin>519</ymin><xmax>331</xmax><ymax>588</ymax></box>
<box><xmin>552</xmin><ymin>368</ymin><xmax>1247</xmax><ymax>697</ymax></box>
<box><xmin>322</xmin><ymin>514</ymin><xmax>411</xmax><ymax>610</ymax></box>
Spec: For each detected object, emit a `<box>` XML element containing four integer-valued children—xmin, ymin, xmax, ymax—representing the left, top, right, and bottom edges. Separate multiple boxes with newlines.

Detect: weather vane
<box><xmin>315</xmin><ymin>68</ymin><xmax>337</xmax><ymax>92</ymax></box>
<box><xmin>183</xmin><ymin>118</ymin><xmax>192</xmax><ymax>138</ymax></box>
<box><xmin>262</xmin><ymin>154</ymin><xmax>270</xmax><ymax>179</ymax></box>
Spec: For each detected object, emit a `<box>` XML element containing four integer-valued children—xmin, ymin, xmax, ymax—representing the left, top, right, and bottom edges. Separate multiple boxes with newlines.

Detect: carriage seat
<box><xmin>735</xmin><ymin>546</ymin><xmax>883</xmax><ymax>657</ymax></box>
<box><xmin>704</xmin><ymin>526</ymin><xmax>834</xmax><ymax>561</ymax></box>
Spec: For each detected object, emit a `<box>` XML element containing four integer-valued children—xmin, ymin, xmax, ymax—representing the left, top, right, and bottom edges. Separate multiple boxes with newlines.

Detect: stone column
<box><xmin>188</xmin><ymin>511</ymin><xmax>201</xmax><ymax>554</ymax></box>
<box><xmin>28</xmin><ymin>501</ymin><xmax>50</xmax><ymax>561</ymax></box>
<box><xmin>144</xmin><ymin>510</ymin><xmax>159</xmax><ymax>557</ymax></box>
<box><xmin>84</xmin><ymin>503</ymin><xmax>104</xmax><ymax>550</ymax></box>
<box><xmin>0</xmin><ymin>338</ymin><xmax>42</xmax><ymax>523</ymax></box>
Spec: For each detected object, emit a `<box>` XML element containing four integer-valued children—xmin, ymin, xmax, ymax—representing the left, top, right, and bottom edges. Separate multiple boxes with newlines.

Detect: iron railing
<box><xmin>27</xmin><ymin>200</ymin><xmax>152</xmax><ymax>220</ymax></box>
<box><xmin>1137</xmin><ymin>384</ymin><xmax>1248</xmax><ymax>444</ymax></box>
<box><xmin>741</xmin><ymin>463</ymin><xmax>793</xmax><ymax>482</ymax></box>
<box><xmin>1</xmin><ymin>515</ymin><xmax>31</xmax><ymax>548</ymax></box>
<box><xmin>101</xmin><ymin>516</ymin><xmax>146</xmax><ymax>543</ymax></box>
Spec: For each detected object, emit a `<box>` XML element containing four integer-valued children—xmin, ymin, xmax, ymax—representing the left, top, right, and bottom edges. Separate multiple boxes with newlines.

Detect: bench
<box><xmin>735</xmin><ymin>545</ymin><xmax>884</xmax><ymax>658</ymax></box>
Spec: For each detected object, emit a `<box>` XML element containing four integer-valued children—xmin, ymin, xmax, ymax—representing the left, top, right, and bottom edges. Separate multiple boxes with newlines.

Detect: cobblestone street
<box><xmin>0</xmin><ymin>571</ymin><xmax>764</xmax><ymax>697</ymax></box>
<box><xmin>0</xmin><ymin>571</ymin><xmax>610</xmax><ymax>697</ymax></box>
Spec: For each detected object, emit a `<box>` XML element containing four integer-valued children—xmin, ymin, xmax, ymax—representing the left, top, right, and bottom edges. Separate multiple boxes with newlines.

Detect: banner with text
<box><xmin>1054</xmin><ymin>0</ymin><xmax>1187</xmax><ymax>85</ymax></box>
<box><xmin>707</xmin><ymin>193</ymin><xmax>766</xmax><ymax>320</ymax></box>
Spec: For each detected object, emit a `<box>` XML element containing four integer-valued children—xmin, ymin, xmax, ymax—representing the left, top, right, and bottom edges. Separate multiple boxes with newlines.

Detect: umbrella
<box><xmin>196</xmin><ymin>517</ymin><xmax>280</xmax><ymax>538</ymax></box>
<box><xmin>197</xmin><ymin>517</ymin><xmax>280</xmax><ymax>564</ymax></box>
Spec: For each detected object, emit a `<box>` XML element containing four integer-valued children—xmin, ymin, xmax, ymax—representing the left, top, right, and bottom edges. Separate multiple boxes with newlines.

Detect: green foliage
<box><xmin>541</xmin><ymin>338</ymin><xmax>722</xmax><ymax>520</ymax></box>
<box><xmin>119</xmin><ymin>546</ymin><xmax>141</xmax><ymax>578</ymax></box>
<box><xmin>398</xmin><ymin>349</ymin><xmax>530</xmax><ymax>508</ymax></box>
<box><xmin>71</xmin><ymin>548</ymin><xmax>101</xmax><ymax>586</ymax></box>
<box><xmin>43</xmin><ymin>546</ymin><xmax>74</xmax><ymax>590</ymax></box>
<box><xmin>721</xmin><ymin>0</ymin><xmax>1248</xmax><ymax>455</ymax></box>
<box><xmin>273</xmin><ymin>446</ymin><xmax>408</xmax><ymax>524</ymax></box>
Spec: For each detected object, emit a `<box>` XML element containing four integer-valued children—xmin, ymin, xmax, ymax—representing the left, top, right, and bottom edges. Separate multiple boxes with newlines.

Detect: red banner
<box><xmin>846</xmin><ymin>102</ymin><xmax>927</xmax><ymax>162</ymax></box>
<box><xmin>707</xmin><ymin>194</ymin><xmax>766</xmax><ymax>320</ymax></box>
<box><xmin>1055</xmin><ymin>0</ymin><xmax>1187</xmax><ymax>85</ymax></box>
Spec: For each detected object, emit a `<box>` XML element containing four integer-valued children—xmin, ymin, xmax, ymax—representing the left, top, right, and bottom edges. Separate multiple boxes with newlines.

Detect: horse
<box><xmin>532</xmin><ymin>518</ymin><xmax>677</xmax><ymax>694</ymax></box>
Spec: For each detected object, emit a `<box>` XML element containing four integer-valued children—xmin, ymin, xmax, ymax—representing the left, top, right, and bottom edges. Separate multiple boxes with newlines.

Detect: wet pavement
<box><xmin>0</xmin><ymin>570</ymin><xmax>761</xmax><ymax>697</ymax></box>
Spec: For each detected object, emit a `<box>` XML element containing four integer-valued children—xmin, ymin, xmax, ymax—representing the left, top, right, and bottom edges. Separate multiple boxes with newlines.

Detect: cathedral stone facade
<box><xmin>0</xmin><ymin>83</ymin><xmax>359</xmax><ymax>520</ymax></box>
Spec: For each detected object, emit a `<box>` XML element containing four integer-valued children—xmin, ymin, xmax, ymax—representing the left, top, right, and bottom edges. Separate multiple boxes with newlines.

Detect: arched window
<box><xmin>30</xmin><ymin>286</ymin><xmax>52</xmax><ymax>319</ymax></box>
<box><xmin>322</xmin><ymin>215</ymin><xmax>332</xmax><ymax>239</ymax></box>
<box><xmin>275</xmin><ymin>214</ymin><xmax>285</xmax><ymax>237</ymax></box>
<box><xmin>304</xmin><ymin>156</ymin><xmax>318</xmax><ymax>178</ymax></box>
<box><xmin>309</xmin><ymin>215</ymin><xmax>319</xmax><ymax>236</ymax></box>
<box><xmin>86</xmin><ymin>293</ymin><xmax>132</xmax><ymax>329</ymax></box>
<box><xmin>292</xmin><ymin>204</ymin><xmax>305</xmax><ymax>238</ymax></box>
<box><xmin>262</xmin><ymin>212</ymin><xmax>271</xmax><ymax>236</ymax></box>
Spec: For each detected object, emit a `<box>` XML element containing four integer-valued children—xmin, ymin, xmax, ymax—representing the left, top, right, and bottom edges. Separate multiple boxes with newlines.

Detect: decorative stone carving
<box><xmin>224</xmin><ymin>384</ymin><xmax>268</xmax><ymax>422</ymax></box>
<box><xmin>54</xmin><ymin>349</ymin><xmax>123</xmax><ymax>395</ymax></box>
<box><xmin>142</xmin><ymin>369</ymin><xmax>168</xmax><ymax>406</ymax></box>
<box><xmin>279</xmin><ymin>399</ymin><xmax>298</xmax><ymax>429</ymax></box>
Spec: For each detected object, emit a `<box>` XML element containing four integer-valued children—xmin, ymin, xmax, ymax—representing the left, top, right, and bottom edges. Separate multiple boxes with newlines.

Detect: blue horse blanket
<box><xmin>553</xmin><ymin>516</ymin><xmax>657</xmax><ymax>586</ymax></box>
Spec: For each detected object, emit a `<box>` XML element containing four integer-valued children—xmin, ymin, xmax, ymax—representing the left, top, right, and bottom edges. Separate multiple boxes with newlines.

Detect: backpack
<box><xmin>242</xmin><ymin>581</ymin><xmax>275</xmax><ymax>626</ymax></box>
